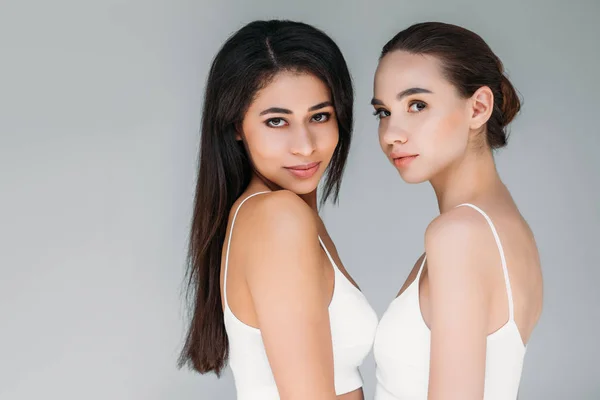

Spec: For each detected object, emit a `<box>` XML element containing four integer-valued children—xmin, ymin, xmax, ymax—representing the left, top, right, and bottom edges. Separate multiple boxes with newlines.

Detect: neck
<box><xmin>430</xmin><ymin>147</ymin><xmax>504</xmax><ymax>214</ymax></box>
<box><xmin>299</xmin><ymin>190</ymin><xmax>318</xmax><ymax>210</ymax></box>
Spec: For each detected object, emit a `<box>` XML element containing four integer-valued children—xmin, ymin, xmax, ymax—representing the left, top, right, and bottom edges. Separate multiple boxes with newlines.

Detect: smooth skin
<box><xmin>221</xmin><ymin>71</ymin><xmax>363</xmax><ymax>400</ymax></box>
<box><xmin>373</xmin><ymin>51</ymin><xmax>543</xmax><ymax>400</ymax></box>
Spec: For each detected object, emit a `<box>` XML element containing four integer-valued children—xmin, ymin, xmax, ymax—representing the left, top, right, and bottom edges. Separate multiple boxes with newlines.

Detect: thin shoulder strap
<box><xmin>456</xmin><ymin>203</ymin><xmax>514</xmax><ymax>321</ymax></box>
<box><xmin>318</xmin><ymin>236</ymin><xmax>340</xmax><ymax>273</ymax></box>
<box><xmin>223</xmin><ymin>191</ymin><xmax>271</xmax><ymax>309</ymax></box>
<box><xmin>415</xmin><ymin>254</ymin><xmax>427</xmax><ymax>281</ymax></box>
<box><xmin>318</xmin><ymin>236</ymin><xmax>333</xmax><ymax>262</ymax></box>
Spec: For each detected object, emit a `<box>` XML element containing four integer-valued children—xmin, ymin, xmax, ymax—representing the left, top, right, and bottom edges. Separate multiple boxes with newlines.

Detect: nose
<box><xmin>290</xmin><ymin>124</ymin><xmax>316</xmax><ymax>156</ymax></box>
<box><xmin>380</xmin><ymin>120</ymin><xmax>408</xmax><ymax>146</ymax></box>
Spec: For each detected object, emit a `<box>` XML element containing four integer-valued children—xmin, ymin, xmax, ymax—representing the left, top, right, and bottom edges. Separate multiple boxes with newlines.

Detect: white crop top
<box><xmin>374</xmin><ymin>203</ymin><xmax>527</xmax><ymax>400</ymax></box>
<box><xmin>223</xmin><ymin>191</ymin><xmax>378</xmax><ymax>400</ymax></box>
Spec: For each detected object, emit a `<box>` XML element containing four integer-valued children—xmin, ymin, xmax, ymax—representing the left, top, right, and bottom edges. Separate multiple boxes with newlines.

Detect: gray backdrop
<box><xmin>1</xmin><ymin>0</ymin><xmax>598</xmax><ymax>399</ymax></box>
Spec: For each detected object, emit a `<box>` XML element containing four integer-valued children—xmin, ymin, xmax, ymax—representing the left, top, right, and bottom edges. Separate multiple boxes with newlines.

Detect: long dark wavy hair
<box><xmin>178</xmin><ymin>20</ymin><xmax>354</xmax><ymax>376</ymax></box>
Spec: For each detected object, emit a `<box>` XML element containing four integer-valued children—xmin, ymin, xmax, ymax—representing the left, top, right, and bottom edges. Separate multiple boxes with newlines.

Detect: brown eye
<box><xmin>266</xmin><ymin>118</ymin><xmax>287</xmax><ymax>127</ymax></box>
<box><xmin>373</xmin><ymin>109</ymin><xmax>391</xmax><ymax>120</ymax></box>
<box><xmin>408</xmin><ymin>101</ymin><xmax>427</xmax><ymax>113</ymax></box>
<box><xmin>311</xmin><ymin>112</ymin><xmax>331</xmax><ymax>123</ymax></box>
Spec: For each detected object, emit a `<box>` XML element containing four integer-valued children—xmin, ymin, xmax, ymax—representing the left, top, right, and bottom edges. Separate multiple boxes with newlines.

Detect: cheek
<box><xmin>315</xmin><ymin>123</ymin><xmax>339</xmax><ymax>158</ymax></box>
<box><xmin>425</xmin><ymin>109</ymin><xmax>468</xmax><ymax>156</ymax></box>
<box><xmin>377</xmin><ymin>122</ymin><xmax>387</xmax><ymax>152</ymax></box>
<box><xmin>405</xmin><ymin>109</ymin><xmax>468</xmax><ymax>182</ymax></box>
<box><xmin>445</xmin><ymin>110</ymin><xmax>470</xmax><ymax>154</ymax></box>
<box><xmin>245</xmin><ymin>128</ymin><xmax>287</xmax><ymax>164</ymax></box>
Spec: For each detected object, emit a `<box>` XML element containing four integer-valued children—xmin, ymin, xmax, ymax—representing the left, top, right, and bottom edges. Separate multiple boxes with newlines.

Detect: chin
<box><xmin>397</xmin><ymin>169</ymin><xmax>430</xmax><ymax>184</ymax></box>
<box><xmin>289</xmin><ymin>179</ymin><xmax>320</xmax><ymax>194</ymax></box>
<box><xmin>275</xmin><ymin>175</ymin><xmax>321</xmax><ymax>195</ymax></box>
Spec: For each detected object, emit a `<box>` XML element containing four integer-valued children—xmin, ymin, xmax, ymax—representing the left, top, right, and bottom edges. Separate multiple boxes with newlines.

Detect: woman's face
<box><xmin>240</xmin><ymin>71</ymin><xmax>339</xmax><ymax>194</ymax></box>
<box><xmin>372</xmin><ymin>51</ymin><xmax>475</xmax><ymax>184</ymax></box>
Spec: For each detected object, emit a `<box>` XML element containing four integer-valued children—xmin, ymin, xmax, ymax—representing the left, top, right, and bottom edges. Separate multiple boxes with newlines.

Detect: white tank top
<box><xmin>223</xmin><ymin>192</ymin><xmax>378</xmax><ymax>400</ymax></box>
<box><xmin>374</xmin><ymin>203</ymin><xmax>527</xmax><ymax>400</ymax></box>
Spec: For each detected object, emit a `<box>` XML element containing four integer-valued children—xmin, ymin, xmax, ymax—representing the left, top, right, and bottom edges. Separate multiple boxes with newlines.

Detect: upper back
<box><xmin>467</xmin><ymin>199</ymin><xmax>543</xmax><ymax>344</ymax></box>
<box><xmin>428</xmin><ymin>197</ymin><xmax>543</xmax><ymax>344</ymax></box>
<box><xmin>373</xmin><ymin>195</ymin><xmax>543</xmax><ymax>400</ymax></box>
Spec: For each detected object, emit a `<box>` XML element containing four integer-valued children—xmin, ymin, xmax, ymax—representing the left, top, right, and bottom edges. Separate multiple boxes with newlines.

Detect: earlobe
<box><xmin>469</xmin><ymin>86</ymin><xmax>494</xmax><ymax>130</ymax></box>
<box><xmin>234</xmin><ymin>128</ymin><xmax>243</xmax><ymax>141</ymax></box>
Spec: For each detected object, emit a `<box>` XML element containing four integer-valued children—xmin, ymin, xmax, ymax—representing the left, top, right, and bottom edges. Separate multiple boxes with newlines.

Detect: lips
<box><xmin>391</xmin><ymin>152</ymin><xmax>418</xmax><ymax>168</ymax></box>
<box><xmin>286</xmin><ymin>162</ymin><xmax>320</xmax><ymax>170</ymax></box>
<box><xmin>390</xmin><ymin>151</ymin><xmax>418</xmax><ymax>159</ymax></box>
<box><xmin>284</xmin><ymin>161</ymin><xmax>321</xmax><ymax>179</ymax></box>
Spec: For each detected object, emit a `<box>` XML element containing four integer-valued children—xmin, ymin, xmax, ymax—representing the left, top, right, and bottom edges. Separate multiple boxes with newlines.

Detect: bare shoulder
<box><xmin>424</xmin><ymin>205</ymin><xmax>503</xmax><ymax>290</ymax></box>
<box><xmin>236</xmin><ymin>191</ymin><xmax>336</xmax><ymax>398</ymax></box>
<box><xmin>425</xmin><ymin>206</ymin><xmax>492</xmax><ymax>256</ymax></box>
<box><xmin>238</xmin><ymin>190</ymin><xmax>317</xmax><ymax>238</ymax></box>
<box><xmin>425</xmin><ymin>207</ymin><xmax>495</xmax><ymax>398</ymax></box>
<box><xmin>232</xmin><ymin>190</ymin><xmax>321</xmax><ymax>275</ymax></box>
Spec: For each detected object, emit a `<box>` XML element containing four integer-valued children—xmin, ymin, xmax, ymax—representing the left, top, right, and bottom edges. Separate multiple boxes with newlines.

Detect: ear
<box><xmin>469</xmin><ymin>86</ymin><xmax>494</xmax><ymax>130</ymax></box>
<box><xmin>234</xmin><ymin>125</ymin><xmax>243</xmax><ymax>141</ymax></box>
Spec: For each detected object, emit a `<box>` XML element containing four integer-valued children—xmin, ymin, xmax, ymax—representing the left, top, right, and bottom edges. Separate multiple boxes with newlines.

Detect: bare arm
<box><xmin>426</xmin><ymin>209</ymin><xmax>495</xmax><ymax>400</ymax></box>
<box><xmin>244</xmin><ymin>191</ymin><xmax>336</xmax><ymax>400</ymax></box>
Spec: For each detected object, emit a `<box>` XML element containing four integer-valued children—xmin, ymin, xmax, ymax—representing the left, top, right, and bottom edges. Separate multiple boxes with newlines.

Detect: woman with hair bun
<box><xmin>371</xmin><ymin>22</ymin><xmax>543</xmax><ymax>400</ymax></box>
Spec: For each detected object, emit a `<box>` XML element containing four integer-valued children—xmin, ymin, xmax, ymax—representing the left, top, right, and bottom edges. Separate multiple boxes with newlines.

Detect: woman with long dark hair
<box><xmin>179</xmin><ymin>20</ymin><xmax>377</xmax><ymax>400</ymax></box>
<box><xmin>371</xmin><ymin>22</ymin><xmax>543</xmax><ymax>399</ymax></box>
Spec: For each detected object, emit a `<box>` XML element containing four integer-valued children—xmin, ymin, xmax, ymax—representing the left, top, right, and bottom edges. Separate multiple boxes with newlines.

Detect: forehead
<box><xmin>250</xmin><ymin>71</ymin><xmax>331</xmax><ymax>110</ymax></box>
<box><xmin>374</xmin><ymin>51</ymin><xmax>447</xmax><ymax>95</ymax></box>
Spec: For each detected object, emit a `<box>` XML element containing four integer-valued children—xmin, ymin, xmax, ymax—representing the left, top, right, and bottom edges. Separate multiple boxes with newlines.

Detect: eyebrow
<box><xmin>371</xmin><ymin>87</ymin><xmax>433</xmax><ymax>106</ymax></box>
<box><xmin>259</xmin><ymin>101</ymin><xmax>333</xmax><ymax>116</ymax></box>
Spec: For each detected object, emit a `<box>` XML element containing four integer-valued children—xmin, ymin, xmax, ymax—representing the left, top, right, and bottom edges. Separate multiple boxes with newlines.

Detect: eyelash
<box><xmin>373</xmin><ymin>108</ymin><xmax>390</xmax><ymax>120</ymax></box>
<box><xmin>372</xmin><ymin>101</ymin><xmax>428</xmax><ymax>120</ymax></box>
<box><xmin>265</xmin><ymin>112</ymin><xmax>332</xmax><ymax>128</ymax></box>
<box><xmin>408</xmin><ymin>100</ymin><xmax>427</xmax><ymax>113</ymax></box>
<box><xmin>311</xmin><ymin>112</ymin><xmax>331</xmax><ymax>123</ymax></box>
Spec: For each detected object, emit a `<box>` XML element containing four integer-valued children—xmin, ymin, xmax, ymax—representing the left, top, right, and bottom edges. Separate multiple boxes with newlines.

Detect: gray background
<box><xmin>1</xmin><ymin>0</ymin><xmax>598</xmax><ymax>399</ymax></box>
